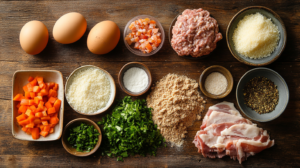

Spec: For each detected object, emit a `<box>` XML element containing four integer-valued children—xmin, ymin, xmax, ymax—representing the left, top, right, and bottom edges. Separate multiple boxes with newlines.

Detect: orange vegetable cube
<box><xmin>40</xmin><ymin>131</ymin><xmax>49</xmax><ymax>137</ymax></box>
<box><xmin>33</xmin><ymin>86</ymin><xmax>41</xmax><ymax>93</ymax></box>
<box><xmin>48</xmin><ymin>97</ymin><xmax>57</xmax><ymax>104</ymax></box>
<box><xmin>31</xmin><ymin>128</ymin><xmax>40</xmax><ymax>139</ymax></box>
<box><xmin>29</xmin><ymin>100</ymin><xmax>35</xmax><ymax>106</ymax></box>
<box><xmin>42</xmin><ymin>121</ymin><xmax>48</xmax><ymax>125</ymax></box>
<box><xmin>45</xmin><ymin>101</ymin><xmax>53</xmax><ymax>109</ymax></box>
<box><xmin>18</xmin><ymin>105</ymin><xmax>28</xmax><ymax>113</ymax></box>
<box><xmin>22</xmin><ymin>127</ymin><xmax>28</xmax><ymax>132</ymax></box>
<box><xmin>13</xmin><ymin>94</ymin><xmax>24</xmax><ymax>101</ymax></box>
<box><xmin>41</xmin><ymin>116</ymin><xmax>50</xmax><ymax>121</ymax></box>
<box><xmin>25</xmin><ymin>123</ymin><xmax>34</xmax><ymax>128</ymax></box>
<box><xmin>53</xmin><ymin>99</ymin><xmax>61</xmax><ymax>112</ymax></box>
<box><xmin>47</xmin><ymin>107</ymin><xmax>56</xmax><ymax>114</ymax></box>
<box><xmin>29</xmin><ymin>105</ymin><xmax>37</xmax><ymax>113</ymax></box>
<box><xmin>16</xmin><ymin>103</ymin><xmax>21</xmax><ymax>109</ymax></box>
<box><xmin>50</xmin><ymin>116</ymin><xmax>59</xmax><ymax>125</ymax></box>
<box><xmin>20</xmin><ymin>99</ymin><xmax>30</xmax><ymax>106</ymax></box>
<box><xmin>28</xmin><ymin>76</ymin><xmax>34</xmax><ymax>82</ymax></box>
<box><xmin>40</xmin><ymin>89</ymin><xmax>48</xmax><ymax>96</ymax></box>
<box><xmin>28</xmin><ymin>116</ymin><xmax>36</xmax><ymax>122</ymax></box>
<box><xmin>25</xmin><ymin>109</ymin><xmax>34</xmax><ymax>117</ymax></box>
<box><xmin>44</xmin><ymin>125</ymin><xmax>51</xmax><ymax>132</ymax></box>
<box><xmin>49</xmin><ymin>128</ymin><xmax>54</xmax><ymax>134</ymax></box>
<box><xmin>35</xmin><ymin>112</ymin><xmax>43</xmax><ymax>118</ymax></box>
<box><xmin>53</xmin><ymin>83</ymin><xmax>58</xmax><ymax>91</ymax></box>
<box><xmin>26</xmin><ymin>83</ymin><xmax>33</xmax><ymax>92</ymax></box>
<box><xmin>33</xmin><ymin>118</ymin><xmax>41</xmax><ymax>125</ymax></box>
<box><xmin>25</xmin><ymin>92</ymin><xmax>31</xmax><ymax>99</ymax></box>
<box><xmin>26</xmin><ymin>128</ymin><xmax>32</xmax><ymax>135</ymax></box>
<box><xmin>47</xmin><ymin>82</ymin><xmax>55</xmax><ymax>89</ymax></box>
<box><xmin>36</xmin><ymin>76</ymin><xmax>43</xmax><ymax>84</ymax></box>
<box><xmin>23</xmin><ymin>85</ymin><xmax>29</xmax><ymax>92</ymax></box>
<box><xmin>29</xmin><ymin>92</ymin><xmax>35</xmax><ymax>98</ymax></box>
<box><xmin>30</xmin><ymin>78</ymin><xmax>37</xmax><ymax>86</ymax></box>
<box><xmin>42</xmin><ymin>111</ymin><xmax>48</xmax><ymax>117</ymax></box>
<box><xmin>16</xmin><ymin>114</ymin><xmax>27</xmax><ymax>122</ymax></box>
<box><xmin>19</xmin><ymin>119</ymin><xmax>30</xmax><ymax>126</ymax></box>
<box><xmin>48</xmin><ymin>89</ymin><xmax>57</xmax><ymax>98</ymax></box>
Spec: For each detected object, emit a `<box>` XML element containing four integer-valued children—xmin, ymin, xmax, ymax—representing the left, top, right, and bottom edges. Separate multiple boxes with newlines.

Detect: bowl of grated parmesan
<box><xmin>226</xmin><ymin>6</ymin><xmax>287</xmax><ymax>66</ymax></box>
<box><xmin>65</xmin><ymin>65</ymin><xmax>116</xmax><ymax>115</ymax></box>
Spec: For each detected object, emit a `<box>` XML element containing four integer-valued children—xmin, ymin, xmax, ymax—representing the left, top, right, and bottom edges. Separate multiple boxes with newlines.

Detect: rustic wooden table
<box><xmin>1</xmin><ymin>0</ymin><xmax>299</xmax><ymax>167</ymax></box>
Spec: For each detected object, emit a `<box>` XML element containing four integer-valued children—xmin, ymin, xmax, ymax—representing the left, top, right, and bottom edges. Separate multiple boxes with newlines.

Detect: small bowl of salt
<box><xmin>199</xmin><ymin>65</ymin><xmax>233</xmax><ymax>99</ymax></box>
<box><xmin>118</xmin><ymin>62</ymin><xmax>152</xmax><ymax>96</ymax></box>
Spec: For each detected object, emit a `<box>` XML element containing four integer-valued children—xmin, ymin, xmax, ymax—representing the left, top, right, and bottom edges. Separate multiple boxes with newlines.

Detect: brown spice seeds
<box><xmin>243</xmin><ymin>76</ymin><xmax>279</xmax><ymax>114</ymax></box>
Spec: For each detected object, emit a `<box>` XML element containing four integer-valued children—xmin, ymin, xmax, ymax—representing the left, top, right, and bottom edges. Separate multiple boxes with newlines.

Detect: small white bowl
<box><xmin>12</xmin><ymin>70</ymin><xmax>64</xmax><ymax>141</ymax></box>
<box><xmin>65</xmin><ymin>65</ymin><xmax>116</xmax><ymax>115</ymax></box>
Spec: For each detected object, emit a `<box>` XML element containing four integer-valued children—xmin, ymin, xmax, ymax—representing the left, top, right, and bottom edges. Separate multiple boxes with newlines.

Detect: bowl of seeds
<box><xmin>236</xmin><ymin>67</ymin><xmax>289</xmax><ymax>122</ymax></box>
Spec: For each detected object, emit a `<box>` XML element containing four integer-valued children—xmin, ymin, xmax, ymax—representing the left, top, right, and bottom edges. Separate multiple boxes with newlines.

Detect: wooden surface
<box><xmin>1</xmin><ymin>0</ymin><xmax>300</xmax><ymax>167</ymax></box>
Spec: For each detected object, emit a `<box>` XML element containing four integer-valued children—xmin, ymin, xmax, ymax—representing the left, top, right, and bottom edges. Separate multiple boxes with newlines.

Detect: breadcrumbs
<box><xmin>147</xmin><ymin>74</ymin><xmax>205</xmax><ymax>147</ymax></box>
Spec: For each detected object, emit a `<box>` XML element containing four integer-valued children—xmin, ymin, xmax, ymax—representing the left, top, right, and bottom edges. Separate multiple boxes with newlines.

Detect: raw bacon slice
<box><xmin>193</xmin><ymin>102</ymin><xmax>275</xmax><ymax>164</ymax></box>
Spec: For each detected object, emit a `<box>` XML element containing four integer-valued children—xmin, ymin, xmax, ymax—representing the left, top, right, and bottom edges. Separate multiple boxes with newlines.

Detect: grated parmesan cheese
<box><xmin>66</xmin><ymin>67</ymin><xmax>111</xmax><ymax>114</ymax></box>
<box><xmin>232</xmin><ymin>12</ymin><xmax>280</xmax><ymax>59</ymax></box>
<box><xmin>204</xmin><ymin>72</ymin><xmax>227</xmax><ymax>95</ymax></box>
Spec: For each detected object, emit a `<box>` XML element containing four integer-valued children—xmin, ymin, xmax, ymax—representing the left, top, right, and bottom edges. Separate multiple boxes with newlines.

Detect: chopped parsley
<box><xmin>97</xmin><ymin>96</ymin><xmax>165</xmax><ymax>161</ymax></box>
<box><xmin>67</xmin><ymin>123</ymin><xmax>100</xmax><ymax>152</ymax></box>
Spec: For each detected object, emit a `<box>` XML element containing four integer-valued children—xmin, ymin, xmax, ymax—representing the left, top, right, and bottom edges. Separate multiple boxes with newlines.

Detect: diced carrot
<box><xmin>49</xmin><ymin>128</ymin><xmax>54</xmax><ymax>134</ymax></box>
<box><xmin>28</xmin><ymin>76</ymin><xmax>34</xmax><ymax>82</ymax></box>
<box><xmin>26</xmin><ymin>128</ymin><xmax>32</xmax><ymax>135</ymax></box>
<box><xmin>30</xmin><ymin>78</ymin><xmax>37</xmax><ymax>86</ymax></box>
<box><xmin>37</xmin><ymin>93</ymin><xmax>43</xmax><ymax>96</ymax></box>
<box><xmin>47</xmin><ymin>107</ymin><xmax>56</xmax><ymax>114</ymax></box>
<box><xmin>40</xmin><ymin>89</ymin><xmax>48</xmax><ymax>96</ymax></box>
<box><xmin>27</xmin><ymin>116</ymin><xmax>35</xmax><ymax>122</ymax></box>
<box><xmin>47</xmin><ymin>82</ymin><xmax>55</xmax><ymax>89</ymax></box>
<box><xmin>53</xmin><ymin>99</ymin><xmax>61</xmax><ymax>112</ymax></box>
<box><xmin>53</xmin><ymin>83</ymin><xmax>58</xmax><ymax>91</ymax></box>
<box><xmin>39</xmin><ymin>82</ymin><xmax>46</xmax><ymax>89</ymax></box>
<box><xmin>42</xmin><ymin>121</ymin><xmax>48</xmax><ymax>125</ymax></box>
<box><xmin>29</xmin><ymin>105</ymin><xmax>37</xmax><ymax>113</ymax></box>
<box><xmin>50</xmin><ymin>116</ymin><xmax>59</xmax><ymax>125</ymax></box>
<box><xmin>42</xmin><ymin>111</ymin><xmax>47</xmax><ymax>117</ymax></box>
<box><xmin>48</xmin><ymin>124</ymin><xmax>55</xmax><ymax>128</ymax></box>
<box><xmin>145</xmin><ymin>43</ymin><xmax>152</xmax><ymax>52</ymax></box>
<box><xmin>19</xmin><ymin>119</ymin><xmax>30</xmax><ymax>126</ymax></box>
<box><xmin>26</xmin><ymin>83</ymin><xmax>33</xmax><ymax>92</ymax></box>
<box><xmin>44</xmin><ymin>125</ymin><xmax>51</xmax><ymax>132</ymax></box>
<box><xmin>25</xmin><ymin>92</ymin><xmax>31</xmax><ymax>99</ymax></box>
<box><xmin>25</xmin><ymin>123</ymin><xmax>34</xmax><ymax>128</ymax></box>
<box><xmin>36</xmin><ymin>76</ymin><xmax>43</xmax><ymax>84</ymax></box>
<box><xmin>25</xmin><ymin>109</ymin><xmax>34</xmax><ymax>117</ymax></box>
<box><xmin>16</xmin><ymin>114</ymin><xmax>27</xmax><ymax>122</ymax></box>
<box><xmin>31</xmin><ymin>128</ymin><xmax>40</xmax><ymax>139</ymax></box>
<box><xmin>41</xmin><ymin>116</ymin><xmax>50</xmax><ymax>121</ymax></box>
<box><xmin>33</xmin><ymin>86</ymin><xmax>41</xmax><ymax>93</ymax></box>
<box><xmin>18</xmin><ymin>105</ymin><xmax>28</xmax><ymax>113</ymax></box>
<box><xmin>35</xmin><ymin>112</ymin><xmax>43</xmax><ymax>118</ymax></box>
<box><xmin>13</xmin><ymin>94</ymin><xmax>24</xmax><ymax>101</ymax></box>
<box><xmin>20</xmin><ymin>99</ymin><xmax>30</xmax><ymax>106</ymax></box>
<box><xmin>40</xmin><ymin>125</ymin><xmax>44</xmax><ymax>130</ymax></box>
<box><xmin>48</xmin><ymin>89</ymin><xmax>57</xmax><ymax>98</ymax></box>
<box><xmin>45</xmin><ymin>101</ymin><xmax>52</xmax><ymax>109</ymax></box>
<box><xmin>40</xmin><ymin>131</ymin><xmax>49</xmax><ymax>137</ymax></box>
<box><xmin>29</xmin><ymin>100</ymin><xmax>35</xmax><ymax>106</ymax></box>
<box><xmin>22</xmin><ymin>127</ymin><xmax>28</xmax><ymax>132</ymax></box>
<box><xmin>33</xmin><ymin>118</ymin><xmax>41</xmax><ymax>125</ymax></box>
<box><xmin>23</xmin><ymin>85</ymin><xmax>29</xmax><ymax>92</ymax></box>
<box><xmin>16</xmin><ymin>103</ymin><xmax>21</xmax><ymax>109</ymax></box>
<box><xmin>29</xmin><ymin>92</ymin><xmax>35</xmax><ymax>98</ymax></box>
<box><xmin>48</xmin><ymin>97</ymin><xmax>57</xmax><ymax>104</ymax></box>
<box><xmin>34</xmin><ymin>97</ymin><xmax>39</xmax><ymax>105</ymax></box>
<box><xmin>36</xmin><ymin>96</ymin><xmax>43</xmax><ymax>100</ymax></box>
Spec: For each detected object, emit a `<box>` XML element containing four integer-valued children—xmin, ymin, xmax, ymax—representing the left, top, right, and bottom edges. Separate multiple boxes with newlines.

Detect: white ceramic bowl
<box><xmin>12</xmin><ymin>70</ymin><xmax>64</xmax><ymax>141</ymax></box>
<box><xmin>65</xmin><ymin>65</ymin><xmax>116</xmax><ymax>115</ymax></box>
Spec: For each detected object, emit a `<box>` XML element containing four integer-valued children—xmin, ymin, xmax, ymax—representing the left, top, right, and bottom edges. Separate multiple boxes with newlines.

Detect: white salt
<box><xmin>204</xmin><ymin>72</ymin><xmax>227</xmax><ymax>95</ymax></box>
<box><xmin>123</xmin><ymin>67</ymin><xmax>148</xmax><ymax>93</ymax></box>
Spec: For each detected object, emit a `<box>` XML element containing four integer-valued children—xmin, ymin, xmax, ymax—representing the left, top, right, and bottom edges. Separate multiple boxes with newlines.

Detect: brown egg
<box><xmin>53</xmin><ymin>12</ymin><xmax>87</xmax><ymax>44</ymax></box>
<box><xmin>19</xmin><ymin>20</ymin><xmax>49</xmax><ymax>55</ymax></box>
<box><xmin>87</xmin><ymin>21</ymin><xmax>120</xmax><ymax>55</ymax></box>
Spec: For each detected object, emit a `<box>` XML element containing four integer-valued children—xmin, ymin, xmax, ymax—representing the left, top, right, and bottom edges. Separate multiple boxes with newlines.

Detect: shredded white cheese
<box><xmin>205</xmin><ymin>72</ymin><xmax>228</xmax><ymax>95</ymax></box>
<box><xmin>232</xmin><ymin>12</ymin><xmax>280</xmax><ymax>59</ymax></box>
<box><xmin>66</xmin><ymin>67</ymin><xmax>111</xmax><ymax>113</ymax></box>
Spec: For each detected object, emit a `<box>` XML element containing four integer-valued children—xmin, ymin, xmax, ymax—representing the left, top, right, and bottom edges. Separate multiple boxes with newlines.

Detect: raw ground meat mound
<box><xmin>171</xmin><ymin>8</ymin><xmax>223</xmax><ymax>57</ymax></box>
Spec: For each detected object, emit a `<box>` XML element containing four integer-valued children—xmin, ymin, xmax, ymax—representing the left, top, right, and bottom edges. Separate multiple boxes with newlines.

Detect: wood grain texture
<box><xmin>1</xmin><ymin>0</ymin><xmax>300</xmax><ymax>167</ymax></box>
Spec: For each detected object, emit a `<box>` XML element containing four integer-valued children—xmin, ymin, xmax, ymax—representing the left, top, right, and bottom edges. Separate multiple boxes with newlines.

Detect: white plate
<box><xmin>12</xmin><ymin>70</ymin><xmax>64</xmax><ymax>141</ymax></box>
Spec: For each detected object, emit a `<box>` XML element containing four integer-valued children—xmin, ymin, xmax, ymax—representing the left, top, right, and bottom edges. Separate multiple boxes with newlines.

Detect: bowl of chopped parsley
<box><xmin>62</xmin><ymin>118</ymin><xmax>102</xmax><ymax>157</ymax></box>
<box><xmin>236</xmin><ymin>67</ymin><xmax>289</xmax><ymax>122</ymax></box>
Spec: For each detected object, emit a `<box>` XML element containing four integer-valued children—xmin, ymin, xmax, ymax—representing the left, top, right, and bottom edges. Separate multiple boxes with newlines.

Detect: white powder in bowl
<box><xmin>123</xmin><ymin>67</ymin><xmax>148</xmax><ymax>93</ymax></box>
<box><xmin>204</xmin><ymin>72</ymin><xmax>228</xmax><ymax>95</ymax></box>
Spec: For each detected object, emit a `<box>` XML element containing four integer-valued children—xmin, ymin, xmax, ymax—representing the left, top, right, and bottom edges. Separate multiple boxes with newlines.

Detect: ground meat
<box><xmin>171</xmin><ymin>8</ymin><xmax>223</xmax><ymax>57</ymax></box>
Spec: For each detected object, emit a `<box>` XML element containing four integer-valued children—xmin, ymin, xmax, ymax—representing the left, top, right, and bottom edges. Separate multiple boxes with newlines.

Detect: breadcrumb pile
<box><xmin>147</xmin><ymin>74</ymin><xmax>205</xmax><ymax>147</ymax></box>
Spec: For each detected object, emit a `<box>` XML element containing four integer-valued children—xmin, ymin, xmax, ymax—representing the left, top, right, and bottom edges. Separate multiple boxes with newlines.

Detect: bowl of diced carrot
<box><xmin>123</xmin><ymin>15</ymin><xmax>165</xmax><ymax>56</ymax></box>
<box><xmin>12</xmin><ymin>70</ymin><xmax>64</xmax><ymax>141</ymax></box>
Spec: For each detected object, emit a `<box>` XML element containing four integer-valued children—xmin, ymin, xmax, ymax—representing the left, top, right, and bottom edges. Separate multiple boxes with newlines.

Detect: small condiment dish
<box><xmin>118</xmin><ymin>62</ymin><xmax>152</xmax><ymax>96</ymax></box>
<box><xmin>236</xmin><ymin>67</ymin><xmax>289</xmax><ymax>122</ymax></box>
<box><xmin>65</xmin><ymin>65</ymin><xmax>116</xmax><ymax>116</ymax></box>
<box><xmin>199</xmin><ymin>65</ymin><xmax>233</xmax><ymax>99</ymax></box>
<box><xmin>12</xmin><ymin>70</ymin><xmax>64</xmax><ymax>141</ymax></box>
<box><xmin>123</xmin><ymin>15</ymin><xmax>165</xmax><ymax>56</ymax></box>
<box><xmin>61</xmin><ymin>118</ymin><xmax>102</xmax><ymax>157</ymax></box>
<box><xmin>226</xmin><ymin>6</ymin><xmax>287</xmax><ymax>66</ymax></box>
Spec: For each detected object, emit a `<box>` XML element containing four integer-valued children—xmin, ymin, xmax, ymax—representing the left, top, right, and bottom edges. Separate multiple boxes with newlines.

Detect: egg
<box><xmin>87</xmin><ymin>21</ymin><xmax>120</xmax><ymax>55</ymax></box>
<box><xmin>53</xmin><ymin>12</ymin><xmax>87</xmax><ymax>44</ymax></box>
<box><xmin>19</xmin><ymin>20</ymin><xmax>49</xmax><ymax>55</ymax></box>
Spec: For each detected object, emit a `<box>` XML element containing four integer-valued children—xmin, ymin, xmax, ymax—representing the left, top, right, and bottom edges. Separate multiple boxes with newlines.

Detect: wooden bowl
<box><xmin>199</xmin><ymin>65</ymin><xmax>233</xmax><ymax>99</ymax></box>
<box><xmin>65</xmin><ymin>65</ymin><xmax>116</xmax><ymax>115</ymax></box>
<box><xmin>236</xmin><ymin>67</ymin><xmax>289</xmax><ymax>122</ymax></box>
<box><xmin>61</xmin><ymin>118</ymin><xmax>102</xmax><ymax>157</ymax></box>
<box><xmin>226</xmin><ymin>6</ymin><xmax>287</xmax><ymax>66</ymax></box>
<box><xmin>12</xmin><ymin>70</ymin><xmax>64</xmax><ymax>141</ymax></box>
<box><xmin>118</xmin><ymin>62</ymin><xmax>152</xmax><ymax>96</ymax></box>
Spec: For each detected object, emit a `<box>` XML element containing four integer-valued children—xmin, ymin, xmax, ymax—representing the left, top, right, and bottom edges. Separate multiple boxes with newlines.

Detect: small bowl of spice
<box><xmin>61</xmin><ymin>118</ymin><xmax>102</xmax><ymax>157</ymax></box>
<box><xmin>236</xmin><ymin>67</ymin><xmax>289</xmax><ymax>122</ymax></box>
<box><xmin>118</xmin><ymin>62</ymin><xmax>152</xmax><ymax>96</ymax></box>
<box><xmin>199</xmin><ymin>65</ymin><xmax>233</xmax><ymax>99</ymax></box>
